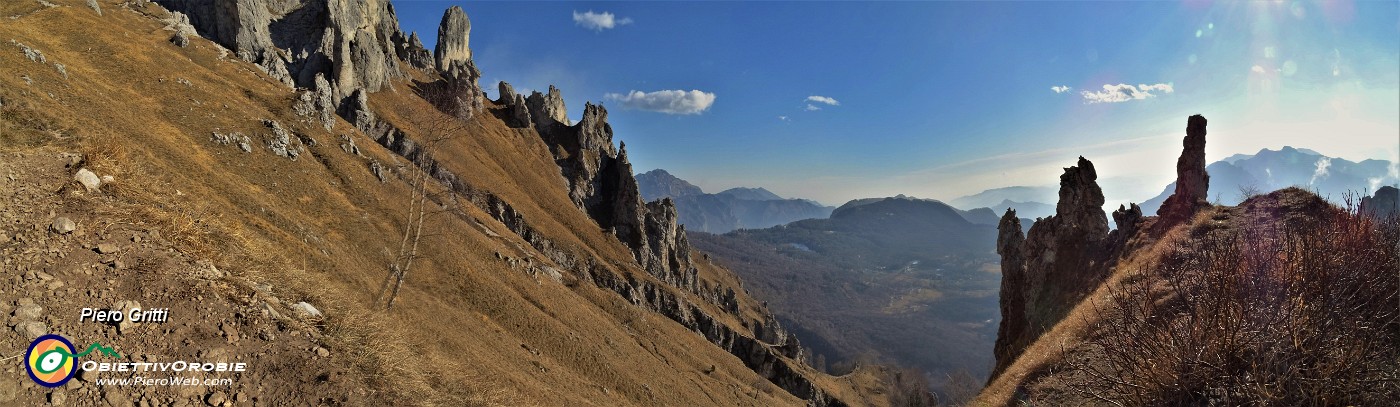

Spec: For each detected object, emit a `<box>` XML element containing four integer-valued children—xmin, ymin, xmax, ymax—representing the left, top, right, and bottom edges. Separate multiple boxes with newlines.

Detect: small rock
<box><xmin>85</xmin><ymin>0</ymin><xmax>100</xmax><ymax>15</ymax></box>
<box><xmin>50</xmin><ymin>218</ymin><xmax>76</xmax><ymax>234</ymax></box>
<box><xmin>205</xmin><ymin>390</ymin><xmax>226</xmax><ymax>406</ymax></box>
<box><xmin>291</xmin><ymin>301</ymin><xmax>322</xmax><ymax>319</ymax></box>
<box><xmin>14</xmin><ymin>320</ymin><xmax>47</xmax><ymax>339</ymax></box>
<box><xmin>100</xmin><ymin>175</ymin><xmax>114</xmax><ymax>183</ymax></box>
<box><xmin>314</xmin><ymin>346</ymin><xmax>329</xmax><ymax>357</ymax></box>
<box><xmin>13</xmin><ymin>303</ymin><xmax>43</xmax><ymax>320</ymax></box>
<box><xmin>103</xmin><ymin>389</ymin><xmax>130</xmax><ymax>407</ymax></box>
<box><xmin>95</xmin><ymin>243</ymin><xmax>119</xmax><ymax>254</ymax></box>
<box><xmin>115</xmin><ymin>300</ymin><xmax>140</xmax><ymax>334</ymax></box>
<box><xmin>48</xmin><ymin>390</ymin><xmax>65</xmax><ymax>405</ymax></box>
<box><xmin>73</xmin><ymin>169</ymin><xmax>101</xmax><ymax>192</ymax></box>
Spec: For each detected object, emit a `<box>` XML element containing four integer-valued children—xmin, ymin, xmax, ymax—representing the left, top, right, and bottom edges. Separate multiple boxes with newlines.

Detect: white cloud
<box><xmin>778</xmin><ymin>116</ymin><xmax>790</xmax><ymax>121</ymax></box>
<box><xmin>1309</xmin><ymin>157</ymin><xmax>1331</xmax><ymax>185</ymax></box>
<box><xmin>573</xmin><ymin>10</ymin><xmax>633</xmax><ymax>31</ymax></box>
<box><xmin>805</xmin><ymin>95</ymin><xmax>840</xmax><ymax>106</ymax></box>
<box><xmin>604</xmin><ymin>90</ymin><xmax>716</xmax><ymax>114</ymax></box>
<box><xmin>805</xmin><ymin>104</ymin><xmax>822</xmax><ymax>111</ymax></box>
<box><xmin>1080</xmin><ymin>83</ymin><xmax>1175</xmax><ymax>104</ymax></box>
<box><xmin>1051</xmin><ymin>86</ymin><xmax>1072</xmax><ymax>94</ymax></box>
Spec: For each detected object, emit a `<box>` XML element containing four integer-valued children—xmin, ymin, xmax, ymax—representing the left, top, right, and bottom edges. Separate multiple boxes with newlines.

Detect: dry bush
<box><xmin>889</xmin><ymin>367</ymin><xmax>939</xmax><ymax>407</ymax></box>
<box><xmin>1060</xmin><ymin>197</ymin><xmax>1400</xmax><ymax>405</ymax></box>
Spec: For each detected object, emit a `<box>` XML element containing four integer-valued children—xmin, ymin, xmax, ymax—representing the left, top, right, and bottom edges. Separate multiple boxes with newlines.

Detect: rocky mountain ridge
<box><xmin>989</xmin><ymin>116</ymin><xmax>1213</xmax><ymax>379</ymax></box>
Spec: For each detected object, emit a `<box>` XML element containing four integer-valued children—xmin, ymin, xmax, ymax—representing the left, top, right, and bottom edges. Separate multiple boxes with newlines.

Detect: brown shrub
<box><xmin>1059</xmin><ymin>194</ymin><xmax>1400</xmax><ymax>405</ymax></box>
<box><xmin>889</xmin><ymin>367</ymin><xmax>940</xmax><ymax>407</ymax></box>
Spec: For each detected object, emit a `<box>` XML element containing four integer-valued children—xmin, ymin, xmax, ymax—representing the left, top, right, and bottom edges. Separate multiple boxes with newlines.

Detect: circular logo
<box><xmin>25</xmin><ymin>334</ymin><xmax>77</xmax><ymax>387</ymax></box>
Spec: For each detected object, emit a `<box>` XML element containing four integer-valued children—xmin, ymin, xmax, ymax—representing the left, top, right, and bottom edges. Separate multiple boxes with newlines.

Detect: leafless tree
<box><xmin>373</xmin><ymin>91</ymin><xmax>474</xmax><ymax>311</ymax></box>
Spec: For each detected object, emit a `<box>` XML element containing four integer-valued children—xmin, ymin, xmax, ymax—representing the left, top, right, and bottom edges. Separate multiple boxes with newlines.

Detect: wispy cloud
<box><xmin>604</xmin><ymin>90</ymin><xmax>716</xmax><ymax>114</ymax></box>
<box><xmin>1309</xmin><ymin>157</ymin><xmax>1332</xmax><ymax>185</ymax></box>
<box><xmin>1080</xmin><ymin>83</ymin><xmax>1174</xmax><ymax>104</ymax></box>
<box><xmin>573</xmin><ymin>10</ymin><xmax>632</xmax><ymax>31</ymax></box>
<box><xmin>1051</xmin><ymin>85</ymin><xmax>1072</xmax><ymax>94</ymax></box>
<box><xmin>805</xmin><ymin>104</ymin><xmax>822</xmax><ymax>111</ymax></box>
<box><xmin>805</xmin><ymin>95</ymin><xmax>840</xmax><ymax>106</ymax></box>
<box><xmin>778</xmin><ymin>115</ymin><xmax>790</xmax><ymax>121</ymax></box>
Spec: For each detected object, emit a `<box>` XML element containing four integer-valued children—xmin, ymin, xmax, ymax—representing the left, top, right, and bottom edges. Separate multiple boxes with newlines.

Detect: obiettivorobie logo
<box><xmin>22</xmin><ymin>333</ymin><xmax>248</xmax><ymax>388</ymax></box>
<box><xmin>24</xmin><ymin>334</ymin><xmax>121</xmax><ymax>387</ymax></box>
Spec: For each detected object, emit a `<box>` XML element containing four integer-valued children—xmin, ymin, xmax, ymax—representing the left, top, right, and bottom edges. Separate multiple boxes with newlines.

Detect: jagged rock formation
<box><xmin>992</xmin><ymin>209</ymin><xmax>1027</xmax><ymax>380</ymax></box>
<box><xmin>428</xmin><ymin>6</ymin><xmax>483</xmax><ymax>121</ymax></box>
<box><xmin>495</xmin><ymin>81</ymin><xmax>532</xmax><ymax>128</ymax></box>
<box><xmin>1361</xmin><ymin>185</ymin><xmax>1399</xmax><ymax>218</ymax></box>
<box><xmin>156</xmin><ymin>0</ymin><xmax>412</xmax><ymax>102</ymax></box>
<box><xmin>1158</xmin><ymin>114</ymin><xmax>1211</xmax><ymax>222</ymax></box>
<box><xmin>991</xmin><ymin>157</ymin><xmax>1114</xmax><ymax>379</ymax></box>
<box><xmin>526</xmin><ymin>85</ymin><xmax>569</xmax><ymax>129</ymax></box>
<box><xmin>395</xmin><ymin>32</ymin><xmax>432</xmax><ymax>71</ymax></box>
<box><xmin>991</xmin><ymin>115</ymin><xmax>1215</xmax><ymax>382</ymax></box>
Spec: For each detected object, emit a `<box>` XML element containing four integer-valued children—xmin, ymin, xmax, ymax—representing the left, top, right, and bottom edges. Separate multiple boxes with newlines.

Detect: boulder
<box><xmin>50</xmin><ymin>217</ymin><xmax>76</xmax><ymax>234</ymax></box>
<box><xmin>74</xmin><ymin>168</ymin><xmax>101</xmax><ymax>192</ymax></box>
<box><xmin>291</xmin><ymin>301</ymin><xmax>322</xmax><ymax>319</ymax></box>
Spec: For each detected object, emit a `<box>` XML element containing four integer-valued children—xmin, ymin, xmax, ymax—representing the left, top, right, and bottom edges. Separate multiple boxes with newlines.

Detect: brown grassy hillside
<box><xmin>0</xmin><ymin>1</ymin><xmax>884</xmax><ymax>405</ymax></box>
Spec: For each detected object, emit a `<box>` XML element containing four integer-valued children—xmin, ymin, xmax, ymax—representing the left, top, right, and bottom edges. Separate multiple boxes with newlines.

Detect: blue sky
<box><xmin>394</xmin><ymin>1</ymin><xmax>1399</xmax><ymax>207</ymax></box>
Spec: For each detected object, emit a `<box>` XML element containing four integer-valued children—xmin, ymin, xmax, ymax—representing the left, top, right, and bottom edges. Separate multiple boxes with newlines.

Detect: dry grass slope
<box><xmin>0</xmin><ymin>1</ymin><xmax>883</xmax><ymax>405</ymax></box>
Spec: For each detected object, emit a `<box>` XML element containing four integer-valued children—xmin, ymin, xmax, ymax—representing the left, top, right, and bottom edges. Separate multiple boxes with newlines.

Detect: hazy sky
<box><xmin>396</xmin><ymin>1</ymin><xmax>1399</xmax><ymax>207</ymax></box>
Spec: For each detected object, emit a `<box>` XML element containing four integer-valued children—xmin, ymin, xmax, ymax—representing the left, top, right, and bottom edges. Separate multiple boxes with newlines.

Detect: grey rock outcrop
<box><xmin>496</xmin><ymin>81</ymin><xmax>531</xmax><ymax>128</ymax></box>
<box><xmin>1158</xmin><ymin>114</ymin><xmax>1211</xmax><ymax>222</ymax></box>
<box><xmin>395</xmin><ymin>32</ymin><xmax>432</xmax><ymax>70</ymax></box>
<box><xmin>427</xmin><ymin>6</ymin><xmax>482</xmax><ymax>120</ymax></box>
<box><xmin>433</xmin><ymin>6</ymin><xmax>471</xmax><ymax>72</ymax></box>
<box><xmin>155</xmin><ymin>0</ymin><xmax>417</xmax><ymax>109</ymax></box>
<box><xmin>262</xmin><ymin>119</ymin><xmax>301</xmax><ymax>159</ymax></box>
<box><xmin>526</xmin><ymin>85</ymin><xmax>569</xmax><ymax>130</ymax></box>
<box><xmin>293</xmin><ymin>74</ymin><xmax>337</xmax><ymax>130</ymax></box>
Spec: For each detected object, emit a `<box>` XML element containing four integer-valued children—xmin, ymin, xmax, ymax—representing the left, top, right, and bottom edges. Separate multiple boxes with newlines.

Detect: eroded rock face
<box><xmin>396</xmin><ymin>31</ymin><xmax>432</xmax><ymax>71</ymax></box>
<box><xmin>433</xmin><ymin>6</ymin><xmax>471</xmax><ymax>72</ymax></box>
<box><xmin>427</xmin><ymin>6</ymin><xmax>482</xmax><ymax>120</ymax></box>
<box><xmin>156</xmin><ymin>0</ymin><xmax>419</xmax><ymax>121</ymax></box>
<box><xmin>525</xmin><ymin>85</ymin><xmax>569</xmax><ymax>130</ymax></box>
<box><xmin>496</xmin><ymin>81</ymin><xmax>531</xmax><ymax>128</ymax></box>
<box><xmin>1158</xmin><ymin>115</ymin><xmax>1211</xmax><ymax>222</ymax></box>
<box><xmin>990</xmin><ymin>157</ymin><xmax>1114</xmax><ymax>380</ymax></box>
<box><xmin>991</xmin><ymin>209</ymin><xmax>1027</xmax><ymax>378</ymax></box>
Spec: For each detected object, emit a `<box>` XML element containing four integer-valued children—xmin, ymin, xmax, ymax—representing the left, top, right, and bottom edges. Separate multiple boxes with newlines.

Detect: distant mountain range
<box><xmin>690</xmin><ymin>196</ymin><xmax>1002</xmax><ymax>392</ymax></box>
<box><xmin>951</xmin><ymin>146</ymin><xmax>1398</xmax><ymax>219</ymax></box>
<box><xmin>1140</xmin><ymin>146</ymin><xmax>1398</xmax><ymax>214</ymax></box>
<box><xmin>636</xmin><ymin>169</ymin><xmax>834</xmax><ymax>233</ymax></box>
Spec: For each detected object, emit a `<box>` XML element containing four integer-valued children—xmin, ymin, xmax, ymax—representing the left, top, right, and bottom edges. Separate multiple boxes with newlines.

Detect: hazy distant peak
<box><xmin>636</xmin><ymin>169</ymin><xmax>705</xmax><ymax>201</ymax></box>
<box><xmin>716</xmin><ymin>187</ymin><xmax>783</xmax><ymax>201</ymax></box>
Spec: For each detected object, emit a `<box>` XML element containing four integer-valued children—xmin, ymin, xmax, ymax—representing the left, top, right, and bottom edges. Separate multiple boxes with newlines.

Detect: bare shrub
<box><xmin>889</xmin><ymin>367</ymin><xmax>939</xmax><ymax>407</ymax></box>
<box><xmin>1060</xmin><ymin>195</ymin><xmax>1400</xmax><ymax>405</ymax></box>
